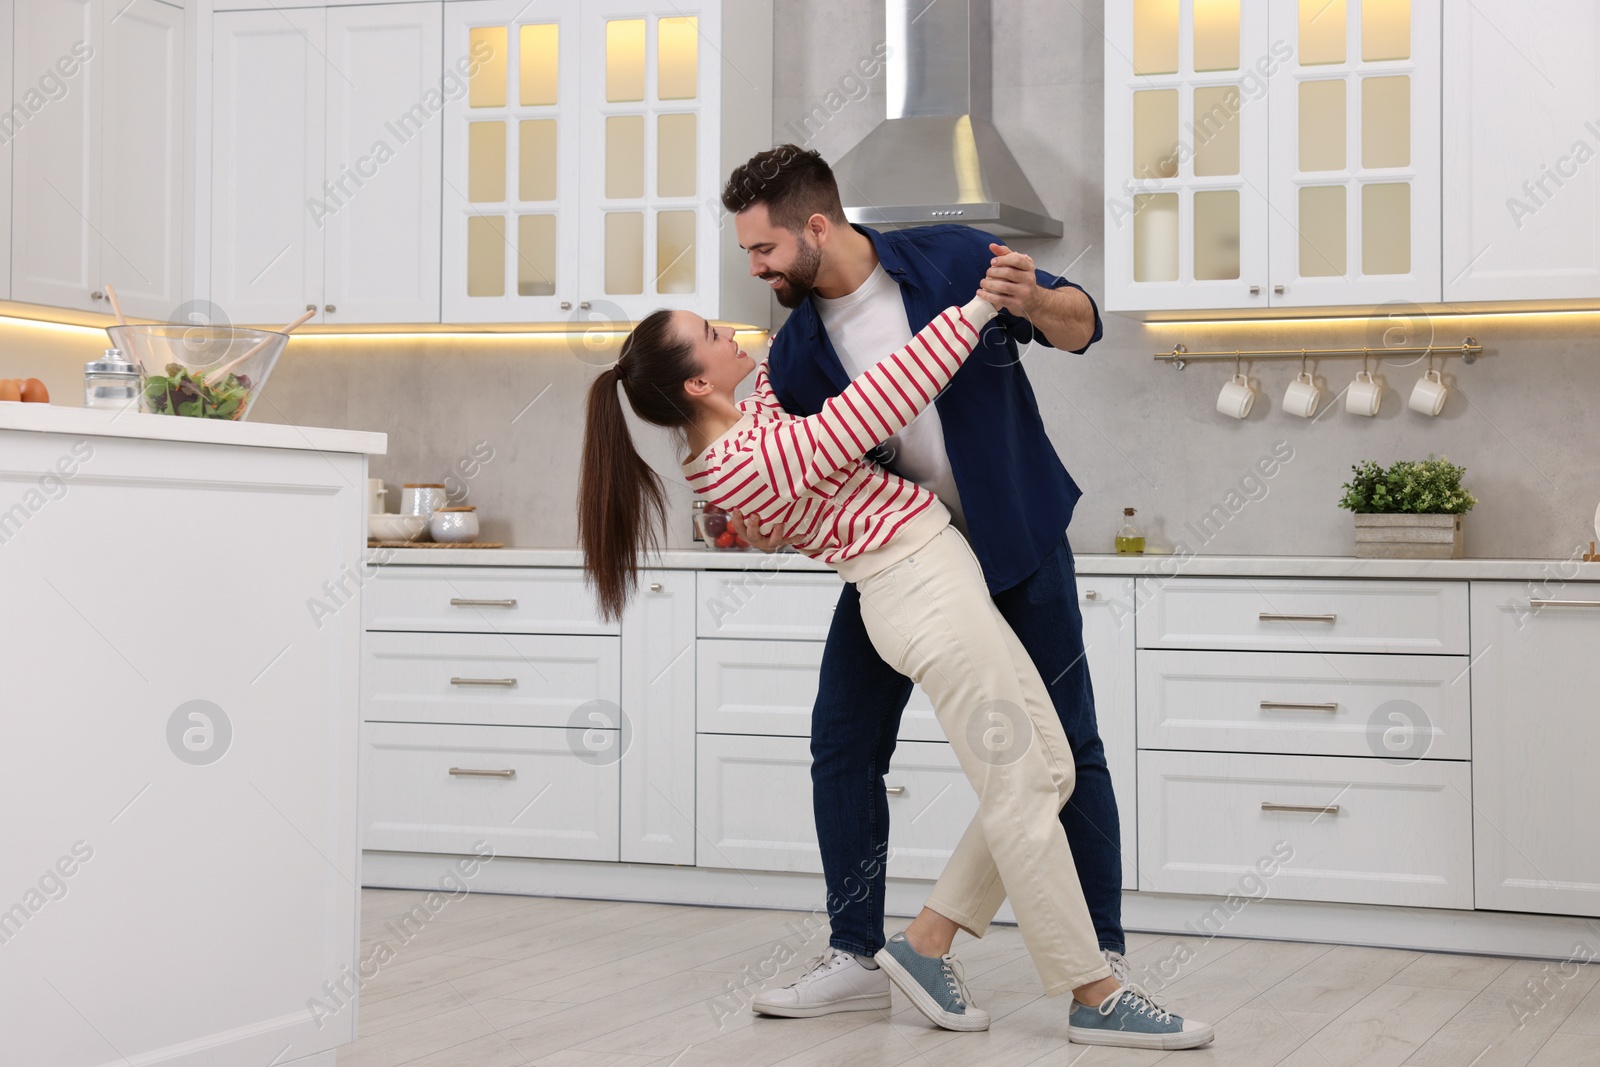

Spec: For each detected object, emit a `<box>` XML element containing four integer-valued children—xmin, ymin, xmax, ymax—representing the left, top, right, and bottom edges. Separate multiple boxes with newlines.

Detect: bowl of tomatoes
<box><xmin>694</xmin><ymin>503</ymin><xmax>751</xmax><ymax>550</ymax></box>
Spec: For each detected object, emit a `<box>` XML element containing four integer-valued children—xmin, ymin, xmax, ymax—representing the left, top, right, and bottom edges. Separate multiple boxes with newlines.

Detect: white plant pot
<box><xmin>1352</xmin><ymin>513</ymin><xmax>1465</xmax><ymax>559</ymax></box>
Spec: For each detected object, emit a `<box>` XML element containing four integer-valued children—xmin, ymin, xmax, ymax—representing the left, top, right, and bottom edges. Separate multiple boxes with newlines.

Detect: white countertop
<box><xmin>366</xmin><ymin>544</ymin><xmax>1600</xmax><ymax>582</ymax></box>
<box><xmin>0</xmin><ymin>402</ymin><xmax>387</xmax><ymax>455</ymax></box>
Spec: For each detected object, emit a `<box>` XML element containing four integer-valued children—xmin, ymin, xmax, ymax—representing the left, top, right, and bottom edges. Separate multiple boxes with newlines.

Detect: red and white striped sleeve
<box><xmin>751</xmin><ymin>297</ymin><xmax>994</xmax><ymax>503</ymax></box>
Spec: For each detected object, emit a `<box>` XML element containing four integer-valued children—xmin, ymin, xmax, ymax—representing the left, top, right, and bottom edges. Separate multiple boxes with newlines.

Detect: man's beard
<box><xmin>764</xmin><ymin>237</ymin><xmax>822</xmax><ymax>309</ymax></box>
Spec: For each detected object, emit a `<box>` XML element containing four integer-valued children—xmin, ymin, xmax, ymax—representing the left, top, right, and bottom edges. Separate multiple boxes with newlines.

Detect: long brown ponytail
<box><xmin>578</xmin><ymin>310</ymin><xmax>700</xmax><ymax>621</ymax></box>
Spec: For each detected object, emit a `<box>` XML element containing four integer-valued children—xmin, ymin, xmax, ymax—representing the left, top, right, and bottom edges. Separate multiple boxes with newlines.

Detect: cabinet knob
<box><xmin>560</xmin><ymin>301</ymin><xmax>572</xmax><ymax>311</ymax></box>
<box><xmin>649</xmin><ymin>582</ymin><xmax>663</xmax><ymax>593</ymax></box>
<box><xmin>1274</xmin><ymin>284</ymin><xmax>1286</xmax><ymax>295</ymax></box>
<box><xmin>1249</xmin><ymin>285</ymin><xmax>1261</xmax><ymax>296</ymax></box>
<box><xmin>885</xmin><ymin>785</ymin><xmax>907</xmax><ymax>796</ymax></box>
<box><xmin>306</xmin><ymin>304</ymin><xmax>317</xmax><ymax>313</ymax></box>
<box><xmin>91</xmin><ymin>291</ymin><xmax>104</xmax><ymax>300</ymax></box>
<box><xmin>580</xmin><ymin>301</ymin><xmax>592</xmax><ymax>310</ymax></box>
<box><xmin>324</xmin><ymin>304</ymin><xmax>336</xmax><ymax>313</ymax></box>
<box><xmin>1084</xmin><ymin>590</ymin><xmax>1099</xmax><ymax>600</ymax></box>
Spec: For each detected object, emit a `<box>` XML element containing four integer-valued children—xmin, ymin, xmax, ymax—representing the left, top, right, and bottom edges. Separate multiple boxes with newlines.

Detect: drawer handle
<box><xmin>451</xmin><ymin>677</ymin><xmax>518</xmax><ymax>688</ymax></box>
<box><xmin>449</xmin><ymin>767</ymin><xmax>516</xmax><ymax>779</ymax></box>
<box><xmin>1260</xmin><ymin>701</ymin><xmax>1339</xmax><ymax>713</ymax></box>
<box><xmin>885</xmin><ymin>785</ymin><xmax>907</xmax><ymax>796</ymax></box>
<box><xmin>450</xmin><ymin>598</ymin><xmax>518</xmax><ymax>608</ymax></box>
<box><xmin>1084</xmin><ymin>590</ymin><xmax>1099</xmax><ymax>600</ymax></box>
<box><xmin>1261</xmin><ymin>802</ymin><xmax>1340</xmax><ymax>816</ymax></box>
<box><xmin>1529</xmin><ymin>599</ymin><xmax>1600</xmax><ymax>609</ymax></box>
<box><xmin>1259</xmin><ymin>612</ymin><xmax>1337</xmax><ymax>623</ymax></box>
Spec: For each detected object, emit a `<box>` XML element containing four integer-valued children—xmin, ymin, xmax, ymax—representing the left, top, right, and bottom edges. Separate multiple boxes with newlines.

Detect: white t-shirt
<box><xmin>814</xmin><ymin>265</ymin><xmax>968</xmax><ymax>533</ymax></box>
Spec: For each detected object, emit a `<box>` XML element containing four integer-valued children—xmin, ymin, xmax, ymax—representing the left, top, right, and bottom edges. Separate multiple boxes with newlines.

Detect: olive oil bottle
<box><xmin>1115</xmin><ymin>507</ymin><xmax>1145</xmax><ymax>554</ymax></box>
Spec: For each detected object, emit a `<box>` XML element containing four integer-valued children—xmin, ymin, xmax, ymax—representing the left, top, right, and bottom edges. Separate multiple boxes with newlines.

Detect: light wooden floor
<box><xmin>340</xmin><ymin>889</ymin><xmax>1600</xmax><ymax>1067</ymax></box>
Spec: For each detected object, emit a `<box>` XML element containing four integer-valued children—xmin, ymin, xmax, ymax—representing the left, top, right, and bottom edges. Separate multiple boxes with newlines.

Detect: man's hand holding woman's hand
<box><xmin>729</xmin><ymin>508</ymin><xmax>794</xmax><ymax>553</ymax></box>
<box><xmin>977</xmin><ymin>242</ymin><xmax>1040</xmax><ymax>315</ymax></box>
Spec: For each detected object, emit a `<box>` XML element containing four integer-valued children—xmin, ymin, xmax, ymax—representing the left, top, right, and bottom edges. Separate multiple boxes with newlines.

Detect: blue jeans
<box><xmin>810</xmin><ymin>532</ymin><xmax>1125</xmax><ymax>956</ymax></box>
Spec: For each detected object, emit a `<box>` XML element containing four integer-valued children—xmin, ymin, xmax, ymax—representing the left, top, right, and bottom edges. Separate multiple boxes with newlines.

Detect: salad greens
<box><xmin>141</xmin><ymin>362</ymin><xmax>253</xmax><ymax>420</ymax></box>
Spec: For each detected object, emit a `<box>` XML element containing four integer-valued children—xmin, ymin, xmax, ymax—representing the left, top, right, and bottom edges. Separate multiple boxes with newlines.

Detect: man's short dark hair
<box><xmin>722</xmin><ymin>145</ymin><xmax>849</xmax><ymax>233</ymax></box>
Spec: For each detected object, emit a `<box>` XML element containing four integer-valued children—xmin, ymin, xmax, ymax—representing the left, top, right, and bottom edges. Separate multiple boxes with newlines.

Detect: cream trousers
<box><xmin>856</xmin><ymin>526</ymin><xmax>1112</xmax><ymax>995</ymax></box>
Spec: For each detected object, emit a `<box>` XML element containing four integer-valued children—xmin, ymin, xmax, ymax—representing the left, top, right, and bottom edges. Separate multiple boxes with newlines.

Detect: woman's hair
<box><xmin>578</xmin><ymin>309</ymin><xmax>701</xmax><ymax>621</ymax></box>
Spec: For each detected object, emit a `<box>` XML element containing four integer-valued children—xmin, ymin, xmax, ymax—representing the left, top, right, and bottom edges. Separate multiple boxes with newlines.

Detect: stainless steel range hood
<box><xmin>833</xmin><ymin>0</ymin><xmax>1063</xmax><ymax>239</ymax></box>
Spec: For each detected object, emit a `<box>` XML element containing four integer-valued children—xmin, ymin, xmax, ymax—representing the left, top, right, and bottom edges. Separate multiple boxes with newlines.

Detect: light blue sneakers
<box><xmin>875</xmin><ymin>932</ymin><xmax>991</xmax><ymax>1032</ymax></box>
<box><xmin>1068</xmin><ymin>984</ymin><xmax>1215</xmax><ymax>1050</ymax></box>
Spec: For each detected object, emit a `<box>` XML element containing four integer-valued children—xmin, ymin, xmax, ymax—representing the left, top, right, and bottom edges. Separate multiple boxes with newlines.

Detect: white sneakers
<box><xmin>750</xmin><ymin>947</ymin><xmax>891</xmax><ymax>1018</ymax></box>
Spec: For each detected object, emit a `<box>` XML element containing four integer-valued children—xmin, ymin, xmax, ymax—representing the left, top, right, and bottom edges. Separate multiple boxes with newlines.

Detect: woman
<box><xmin>578</xmin><ymin>293</ymin><xmax>1213</xmax><ymax>1051</ymax></box>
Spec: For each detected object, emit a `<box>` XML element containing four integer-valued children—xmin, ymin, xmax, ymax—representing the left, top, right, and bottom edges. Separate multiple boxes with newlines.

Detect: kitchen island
<box><xmin>0</xmin><ymin>405</ymin><xmax>383</xmax><ymax>1067</ymax></box>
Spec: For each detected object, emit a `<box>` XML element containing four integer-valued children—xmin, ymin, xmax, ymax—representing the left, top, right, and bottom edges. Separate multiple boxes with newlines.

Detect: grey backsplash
<box><xmin>255</xmin><ymin>0</ymin><xmax>1600</xmax><ymax>560</ymax></box>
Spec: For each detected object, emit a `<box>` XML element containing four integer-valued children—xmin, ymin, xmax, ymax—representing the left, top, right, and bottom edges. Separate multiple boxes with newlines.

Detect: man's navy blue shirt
<box><xmin>764</xmin><ymin>224</ymin><xmax>1104</xmax><ymax>595</ymax></box>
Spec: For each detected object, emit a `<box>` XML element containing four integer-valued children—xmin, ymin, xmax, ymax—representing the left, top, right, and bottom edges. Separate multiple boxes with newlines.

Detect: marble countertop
<box><xmin>0</xmin><ymin>403</ymin><xmax>387</xmax><ymax>455</ymax></box>
<box><xmin>366</xmin><ymin>544</ymin><xmax>1600</xmax><ymax>582</ymax></box>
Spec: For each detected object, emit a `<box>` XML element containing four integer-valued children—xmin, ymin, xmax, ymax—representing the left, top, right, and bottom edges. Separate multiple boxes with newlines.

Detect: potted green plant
<box><xmin>1338</xmin><ymin>457</ymin><xmax>1477</xmax><ymax>558</ymax></box>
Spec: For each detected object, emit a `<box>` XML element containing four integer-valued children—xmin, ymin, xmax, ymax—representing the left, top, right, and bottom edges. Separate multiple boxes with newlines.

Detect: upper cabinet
<box><xmin>0</xmin><ymin>0</ymin><xmax>12</xmax><ymax>302</ymax></box>
<box><xmin>441</xmin><ymin>0</ymin><xmax>771</xmax><ymax>327</ymax></box>
<box><xmin>1443</xmin><ymin>2</ymin><xmax>1600</xmax><ymax>303</ymax></box>
<box><xmin>1105</xmin><ymin>0</ymin><xmax>1441</xmax><ymax>314</ymax></box>
<box><xmin>211</xmin><ymin>4</ymin><xmax>442</xmax><ymax>326</ymax></box>
<box><xmin>11</xmin><ymin>0</ymin><xmax>186</xmax><ymax>319</ymax></box>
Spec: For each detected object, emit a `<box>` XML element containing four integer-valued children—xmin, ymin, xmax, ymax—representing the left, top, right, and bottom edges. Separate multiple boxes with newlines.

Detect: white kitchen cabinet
<box><xmin>620</xmin><ymin>570</ymin><xmax>697</xmax><ymax>865</ymax></box>
<box><xmin>696</xmin><ymin>734</ymin><xmax>972</xmax><ymax>881</ymax></box>
<box><xmin>1136</xmin><ymin>649</ymin><xmax>1472</xmax><ymax>760</ymax></box>
<box><xmin>362</xmin><ymin>630</ymin><xmax>621</xmax><ymax>728</ymax></box>
<box><xmin>0</xmin><ymin>0</ymin><xmax>13</xmax><ymax>302</ymax></box>
<box><xmin>695</xmin><ymin>568</ymin><xmax>845</xmax><ymax>640</ymax></box>
<box><xmin>1443</xmin><ymin>2</ymin><xmax>1600</xmax><ymax>302</ymax></box>
<box><xmin>1136</xmin><ymin>577</ymin><xmax>1469</xmax><ymax>655</ymax></box>
<box><xmin>696</xmin><ymin>638</ymin><xmax>944</xmax><ymax>742</ymax></box>
<box><xmin>441</xmin><ymin>0</ymin><xmax>771</xmax><ymax>326</ymax></box>
<box><xmin>323</xmin><ymin>3</ymin><xmax>443</xmax><ymax>323</ymax></box>
<box><xmin>363</xmin><ymin>721</ymin><xmax>620</xmax><ymax>861</ymax></box>
<box><xmin>1079</xmin><ymin>577</ymin><xmax>1138</xmax><ymax>891</ymax></box>
<box><xmin>12</xmin><ymin>0</ymin><xmax>185</xmax><ymax>319</ymax></box>
<box><xmin>1138</xmin><ymin>750</ymin><xmax>1474</xmax><ymax>909</ymax></box>
<box><xmin>363</xmin><ymin>564</ymin><xmax>617</xmax><ymax>635</ymax></box>
<box><xmin>1470</xmin><ymin>581</ymin><xmax>1600</xmax><ymax>917</ymax></box>
<box><xmin>211</xmin><ymin>3</ymin><xmax>442</xmax><ymax>326</ymax></box>
<box><xmin>210</xmin><ymin>7</ymin><xmax>325</xmax><ymax>325</ymax></box>
<box><xmin>11</xmin><ymin>0</ymin><xmax>99</xmax><ymax>313</ymax></box>
<box><xmin>1104</xmin><ymin>0</ymin><xmax>1441</xmax><ymax>312</ymax></box>
<box><xmin>1103</xmin><ymin>0</ymin><xmax>1271</xmax><ymax>312</ymax></box>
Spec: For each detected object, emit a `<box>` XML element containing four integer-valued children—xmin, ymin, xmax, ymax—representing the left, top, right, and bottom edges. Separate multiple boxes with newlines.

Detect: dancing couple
<box><xmin>579</xmin><ymin>146</ymin><xmax>1211</xmax><ymax>1051</ymax></box>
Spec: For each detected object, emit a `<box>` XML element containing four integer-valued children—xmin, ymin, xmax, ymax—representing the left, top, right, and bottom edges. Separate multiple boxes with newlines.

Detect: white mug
<box><xmin>1409</xmin><ymin>369</ymin><xmax>1448</xmax><ymax>416</ymax></box>
<box><xmin>1216</xmin><ymin>373</ymin><xmax>1255</xmax><ymax>419</ymax></box>
<box><xmin>1346</xmin><ymin>369</ymin><xmax>1382</xmax><ymax>417</ymax></box>
<box><xmin>1283</xmin><ymin>371</ymin><xmax>1321</xmax><ymax>418</ymax></box>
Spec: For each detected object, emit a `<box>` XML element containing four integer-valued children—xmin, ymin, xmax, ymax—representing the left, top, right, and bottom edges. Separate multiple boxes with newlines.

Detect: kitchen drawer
<box><xmin>1138</xmin><ymin>750</ymin><xmax>1473</xmax><ymax>909</ymax></box>
<box><xmin>696</xmin><ymin>639</ymin><xmax>943</xmax><ymax>742</ymax></box>
<box><xmin>1137</xmin><ymin>650</ymin><xmax>1470</xmax><ymax>759</ymax></box>
<box><xmin>365</xmin><ymin>565</ymin><xmax>615</xmax><ymax>635</ymax></box>
<box><xmin>696</xmin><ymin>570</ymin><xmax>845</xmax><ymax>640</ymax></box>
<box><xmin>362</xmin><ymin>722</ymin><xmax>619</xmax><ymax>861</ymax></box>
<box><xmin>696</xmin><ymin>734</ymin><xmax>973</xmax><ymax>879</ymax></box>
<box><xmin>363</xmin><ymin>631</ymin><xmax>620</xmax><ymax>728</ymax></box>
<box><xmin>1136</xmin><ymin>578</ymin><xmax>1468</xmax><ymax>655</ymax></box>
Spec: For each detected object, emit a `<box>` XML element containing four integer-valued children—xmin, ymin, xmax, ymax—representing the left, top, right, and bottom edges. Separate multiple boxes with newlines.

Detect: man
<box><xmin>723</xmin><ymin>147</ymin><xmax>1129</xmax><ymax>1015</ymax></box>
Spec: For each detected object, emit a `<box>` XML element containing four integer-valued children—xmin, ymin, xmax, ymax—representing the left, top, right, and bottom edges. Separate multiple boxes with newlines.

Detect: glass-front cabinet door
<box><xmin>442</xmin><ymin>0</ymin><xmax>583</xmax><ymax>323</ymax></box>
<box><xmin>1267</xmin><ymin>0</ymin><xmax>1440</xmax><ymax>307</ymax></box>
<box><xmin>577</xmin><ymin>1</ymin><xmax>720</xmax><ymax>324</ymax></box>
<box><xmin>1104</xmin><ymin>0</ymin><xmax>1272</xmax><ymax>312</ymax></box>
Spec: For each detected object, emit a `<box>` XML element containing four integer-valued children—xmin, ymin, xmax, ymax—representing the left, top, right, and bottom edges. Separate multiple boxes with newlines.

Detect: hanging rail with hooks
<box><xmin>1153</xmin><ymin>337</ymin><xmax>1481</xmax><ymax>370</ymax></box>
